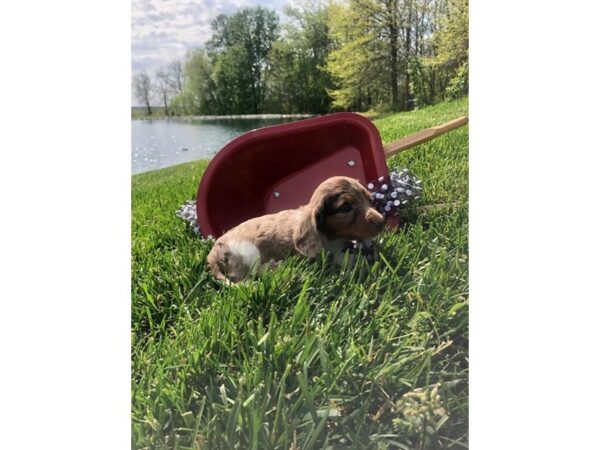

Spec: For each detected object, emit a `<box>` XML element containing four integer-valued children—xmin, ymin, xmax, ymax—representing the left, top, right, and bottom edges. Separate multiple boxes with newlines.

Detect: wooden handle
<box><xmin>383</xmin><ymin>116</ymin><xmax>468</xmax><ymax>158</ymax></box>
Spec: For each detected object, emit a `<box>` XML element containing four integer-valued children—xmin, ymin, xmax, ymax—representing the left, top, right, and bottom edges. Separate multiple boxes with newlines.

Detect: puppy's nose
<box><xmin>367</xmin><ymin>209</ymin><xmax>386</xmax><ymax>230</ymax></box>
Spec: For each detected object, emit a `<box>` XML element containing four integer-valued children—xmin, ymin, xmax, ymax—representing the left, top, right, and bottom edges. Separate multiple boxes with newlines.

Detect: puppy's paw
<box><xmin>334</xmin><ymin>239</ymin><xmax>379</xmax><ymax>266</ymax></box>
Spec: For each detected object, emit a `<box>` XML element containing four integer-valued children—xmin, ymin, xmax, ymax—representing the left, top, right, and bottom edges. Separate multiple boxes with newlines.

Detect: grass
<box><xmin>132</xmin><ymin>106</ymin><xmax>171</xmax><ymax>119</ymax></box>
<box><xmin>132</xmin><ymin>97</ymin><xmax>469</xmax><ymax>449</ymax></box>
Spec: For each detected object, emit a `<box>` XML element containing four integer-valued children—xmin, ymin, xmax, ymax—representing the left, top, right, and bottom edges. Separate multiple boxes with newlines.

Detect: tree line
<box><xmin>133</xmin><ymin>0</ymin><xmax>467</xmax><ymax>116</ymax></box>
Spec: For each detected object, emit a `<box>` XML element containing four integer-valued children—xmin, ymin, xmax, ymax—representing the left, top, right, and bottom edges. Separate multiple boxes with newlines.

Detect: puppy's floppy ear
<box><xmin>293</xmin><ymin>206</ymin><xmax>323</xmax><ymax>258</ymax></box>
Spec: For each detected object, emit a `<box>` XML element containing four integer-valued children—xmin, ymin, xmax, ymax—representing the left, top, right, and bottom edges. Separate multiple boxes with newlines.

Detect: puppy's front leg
<box><xmin>328</xmin><ymin>239</ymin><xmax>377</xmax><ymax>266</ymax></box>
<box><xmin>324</xmin><ymin>239</ymin><xmax>356</xmax><ymax>266</ymax></box>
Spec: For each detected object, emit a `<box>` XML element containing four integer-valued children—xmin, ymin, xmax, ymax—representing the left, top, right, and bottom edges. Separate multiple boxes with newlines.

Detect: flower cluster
<box><xmin>367</xmin><ymin>168</ymin><xmax>422</xmax><ymax>217</ymax></box>
<box><xmin>176</xmin><ymin>200</ymin><xmax>199</xmax><ymax>234</ymax></box>
<box><xmin>176</xmin><ymin>200</ymin><xmax>211</xmax><ymax>238</ymax></box>
<box><xmin>392</xmin><ymin>383</ymin><xmax>447</xmax><ymax>434</ymax></box>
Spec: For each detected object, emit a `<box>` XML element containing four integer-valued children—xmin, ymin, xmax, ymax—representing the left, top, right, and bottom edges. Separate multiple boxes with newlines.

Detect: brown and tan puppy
<box><xmin>207</xmin><ymin>176</ymin><xmax>386</xmax><ymax>283</ymax></box>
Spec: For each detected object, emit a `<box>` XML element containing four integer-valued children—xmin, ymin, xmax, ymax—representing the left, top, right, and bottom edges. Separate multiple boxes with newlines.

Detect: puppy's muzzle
<box><xmin>368</xmin><ymin>208</ymin><xmax>385</xmax><ymax>228</ymax></box>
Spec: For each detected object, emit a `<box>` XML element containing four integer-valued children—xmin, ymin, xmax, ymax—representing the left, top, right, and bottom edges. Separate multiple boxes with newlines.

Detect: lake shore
<box><xmin>178</xmin><ymin>113</ymin><xmax>314</xmax><ymax>120</ymax></box>
<box><xmin>132</xmin><ymin>109</ymin><xmax>315</xmax><ymax>120</ymax></box>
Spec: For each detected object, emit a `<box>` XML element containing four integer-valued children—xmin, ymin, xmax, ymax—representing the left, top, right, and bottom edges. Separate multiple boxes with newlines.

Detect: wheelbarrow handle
<box><xmin>383</xmin><ymin>116</ymin><xmax>468</xmax><ymax>158</ymax></box>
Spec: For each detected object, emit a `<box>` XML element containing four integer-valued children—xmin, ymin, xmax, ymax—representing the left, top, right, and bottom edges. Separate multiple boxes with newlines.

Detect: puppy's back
<box><xmin>207</xmin><ymin>208</ymin><xmax>304</xmax><ymax>282</ymax></box>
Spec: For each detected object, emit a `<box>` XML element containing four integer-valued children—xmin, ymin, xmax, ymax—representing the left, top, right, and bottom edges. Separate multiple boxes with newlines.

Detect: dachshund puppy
<box><xmin>207</xmin><ymin>176</ymin><xmax>386</xmax><ymax>283</ymax></box>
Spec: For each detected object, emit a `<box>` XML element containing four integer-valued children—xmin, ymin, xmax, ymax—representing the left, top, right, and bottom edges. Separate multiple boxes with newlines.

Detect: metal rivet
<box><xmin>274</xmin><ymin>191</ymin><xmax>280</xmax><ymax>198</ymax></box>
<box><xmin>347</xmin><ymin>160</ymin><xmax>355</xmax><ymax>167</ymax></box>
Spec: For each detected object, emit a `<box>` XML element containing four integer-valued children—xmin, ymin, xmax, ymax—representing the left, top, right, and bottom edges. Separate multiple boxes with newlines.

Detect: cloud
<box><xmin>131</xmin><ymin>0</ymin><xmax>290</xmax><ymax>104</ymax></box>
<box><xmin>131</xmin><ymin>0</ymin><xmax>287</xmax><ymax>75</ymax></box>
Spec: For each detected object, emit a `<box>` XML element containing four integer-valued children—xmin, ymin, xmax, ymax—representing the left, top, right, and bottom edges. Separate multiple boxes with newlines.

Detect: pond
<box><xmin>131</xmin><ymin>117</ymin><xmax>307</xmax><ymax>174</ymax></box>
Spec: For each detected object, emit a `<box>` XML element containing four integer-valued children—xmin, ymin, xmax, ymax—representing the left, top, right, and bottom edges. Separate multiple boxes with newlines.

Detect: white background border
<box><xmin>1</xmin><ymin>0</ymin><xmax>131</xmax><ymax>447</ymax></box>
<box><xmin>1</xmin><ymin>0</ymin><xmax>599</xmax><ymax>448</ymax></box>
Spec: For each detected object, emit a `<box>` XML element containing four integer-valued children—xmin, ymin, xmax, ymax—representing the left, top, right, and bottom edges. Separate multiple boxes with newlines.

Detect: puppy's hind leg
<box><xmin>226</xmin><ymin>241</ymin><xmax>262</xmax><ymax>282</ymax></box>
<box><xmin>207</xmin><ymin>240</ymin><xmax>262</xmax><ymax>284</ymax></box>
<box><xmin>207</xmin><ymin>241</ymin><xmax>233</xmax><ymax>284</ymax></box>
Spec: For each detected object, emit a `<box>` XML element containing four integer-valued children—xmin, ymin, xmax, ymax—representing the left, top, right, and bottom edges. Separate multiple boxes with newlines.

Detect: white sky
<box><xmin>132</xmin><ymin>0</ymin><xmax>288</xmax><ymax>105</ymax></box>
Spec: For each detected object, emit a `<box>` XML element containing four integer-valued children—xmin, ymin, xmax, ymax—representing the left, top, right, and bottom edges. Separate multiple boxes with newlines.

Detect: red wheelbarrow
<box><xmin>196</xmin><ymin>113</ymin><xmax>468</xmax><ymax>238</ymax></box>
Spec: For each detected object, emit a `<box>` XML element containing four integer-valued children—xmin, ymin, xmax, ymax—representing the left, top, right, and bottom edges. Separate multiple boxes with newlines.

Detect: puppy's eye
<box><xmin>338</xmin><ymin>203</ymin><xmax>354</xmax><ymax>213</ymax></box>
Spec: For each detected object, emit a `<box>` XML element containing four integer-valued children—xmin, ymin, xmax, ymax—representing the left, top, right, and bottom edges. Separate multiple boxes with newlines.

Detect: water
<box><xmin>131</xmin><ymin>117</ymin><xmax>301</xmax><ymax>174</ymax></box>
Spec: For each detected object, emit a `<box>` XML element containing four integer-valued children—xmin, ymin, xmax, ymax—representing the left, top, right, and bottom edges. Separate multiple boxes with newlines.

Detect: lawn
<box><xmin>132</xmin><ymin>97</ymin><xmax>469</xmax><ymax>449</ymax></box>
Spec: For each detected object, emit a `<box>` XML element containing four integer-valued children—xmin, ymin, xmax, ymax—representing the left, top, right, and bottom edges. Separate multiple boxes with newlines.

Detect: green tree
<box><xmin>207</xmin><ymin>7</ymin><xmax>279</xmax><ymax>114</ymax></box>
<box><xmin>265</xmin><ymin>40</ymin><xmax>298</xmax><ymax>113</ymax></box>
<box><xmin>265</xmin><ymin>0</ymin><xmax>334</xmax><ymax>113</ymax></box>
<box><xmin>409</xmin><ymin>0</ymin><xmax>448</xmax><ymax>107</ymax></box>
<box><xmin>168</xmin><ymin>0</ymin><xmax>466</xmax><ymax>115</ymax></box>
<box><xmin>433</xmin><ymin>0</ymin><xmax>468</xmax><ymax>98</ymax></box>
<box><xmin>325</xmin><ymin>0</ymin><xmax>391</xmax><ymax>111</ymax></box>
<box><xmin>170</xmin><ymin>49</ymin><xmax>214</xmax><ymax>115</ymax></box>
<box><xmin>325</xmin><ymin>0</ymin><xmax>467</xmax><ymax>111</ymax></box>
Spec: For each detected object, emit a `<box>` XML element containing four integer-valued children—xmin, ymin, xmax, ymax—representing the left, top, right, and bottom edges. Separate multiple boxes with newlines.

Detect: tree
<box><xmin>325</xmin><ymin>0</ymin><xmax>466</xmax><ymax>111</ymax></box>
<box><xmin>133</xmin><ymin>71</ymin><xmax>153</xmax><ymax>115</ymax></box>
<box><xmin>164</xmin><ymin>0</ymin><xmax>465</xmax><ymax>115</ymax></box>
<box><xmin>326</xmin><ymin>0</ymin><xmax>391</xmax><ymax>111</ymax></box>
<box><xmin>169</xmin><ymin>49</ymin><xmax>214</xmax><ymax>115</ymax></box>
<box><xmin>167</xmin><ymin>60</ymin><xmax>184</xmax><ymax>94</ymax></box>
<box><xmin>206</xmin><ymin>7</ymin><xmax>279</xmax><ymax>114</ymax></box>
<box><xmin>264</xmin><ymin>40</ymin><xmax>298</xmax><ymax>113</ymax></box>
<box><xmin>267</xmin><ymin>0</ymin><xmax>334</xmax><ymax>113</ymax></box>
<box><xmin>432</xmin><ymin>0</ymin><xmax>468</xmax><ymax>98</ymax></box>
<box><xmin>155</xmin><ymin>69</ymin><xmax>171</xmax><ymax>115</ymax></box>
<box><xmin>407</xmin><ymin>0</ymin><xmax>445</xmax><ymax>106</ymax></box>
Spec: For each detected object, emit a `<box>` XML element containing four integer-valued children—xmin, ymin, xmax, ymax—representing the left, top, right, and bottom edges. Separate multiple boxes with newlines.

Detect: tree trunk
<box><xmin>404</xmin><ymin>1</ymin><xmax>413</xmax><ymax>110</ymax></box>
<box><xmin>389</xmin><ymin>30</ymin><xmax>399</xmax><ymax>109</ymax></box>
<box><xmin>389</xmin><ymin>0</ymin><xmax>399</xmax><ymax>111</ymax></box>
<box><xmin>145</xmin><ymin>101</ymin><xmax>152</xmax><ymax>116</ymax></box>
<box><xmin>429</xmin><ymin>69</ymin><xmax>436</xmax><ymax>103</ymax></box>
<box><xmin>163</xmin><ymin>92</ymin><xmax>169</xmax><ymax>116</ymax></box>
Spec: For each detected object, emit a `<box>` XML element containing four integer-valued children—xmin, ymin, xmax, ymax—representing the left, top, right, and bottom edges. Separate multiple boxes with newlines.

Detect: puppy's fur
<box><xmin>207</xmin><ymin>176</ymin><xmax>386</xmax><ymax>283</ymax></box>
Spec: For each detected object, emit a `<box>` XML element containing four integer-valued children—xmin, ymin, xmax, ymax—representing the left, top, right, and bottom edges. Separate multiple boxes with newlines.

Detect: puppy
<box><xmin>207</xmin><ymin>176</ymin><xmax>386</xmax><ymax>283</ymax></box>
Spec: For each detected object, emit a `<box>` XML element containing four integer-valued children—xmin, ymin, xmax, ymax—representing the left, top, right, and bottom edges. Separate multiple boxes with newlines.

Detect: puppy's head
<box><xmin>293</xmin><ymin>176</ymin><xmax>386</xmax><ymax>257</ymax></box>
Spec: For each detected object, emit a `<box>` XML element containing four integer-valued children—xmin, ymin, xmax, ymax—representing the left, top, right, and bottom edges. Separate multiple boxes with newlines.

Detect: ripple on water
<box><xmin>132</xmin><ymin>116</ymin><xmax>300</xmax><ymax>174</ymax></box>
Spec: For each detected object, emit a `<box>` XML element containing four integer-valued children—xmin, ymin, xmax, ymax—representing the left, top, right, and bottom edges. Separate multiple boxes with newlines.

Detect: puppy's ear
<box><xmin>293</xmin><ymin>207</ymin><xmax>323</xmax><ymax>258</ymax></box>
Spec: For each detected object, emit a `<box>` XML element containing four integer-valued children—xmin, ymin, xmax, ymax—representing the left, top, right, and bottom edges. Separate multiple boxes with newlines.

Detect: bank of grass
<box><xmin>132</xmin><ymin>106</ymin><xmax>170</xmax><ymax>119</ymax></box>
<box><xmin>132</xmin><ymin>97</ymin><xmax>469</xmax><ymax>449</ymax></box>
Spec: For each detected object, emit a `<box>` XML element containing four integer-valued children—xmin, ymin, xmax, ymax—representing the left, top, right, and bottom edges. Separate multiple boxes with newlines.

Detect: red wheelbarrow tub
<box><xmin>196</xmin><ymin>113</ymin><xmax>390</xmax><ymax>239</ymax></box>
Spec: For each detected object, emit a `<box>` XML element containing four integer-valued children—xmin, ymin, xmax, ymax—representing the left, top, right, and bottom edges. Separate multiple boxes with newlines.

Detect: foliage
<box><xmin>155</xmin><ymin>69</ymin><xmax>171</xmax><ymax>115</ymax></box>
<box><xmin>263</xmin><ymin>39</ymin><xmax>298</xmax><ymax>113</ymax></box>
<box><xmin>325</xmin><ymin>0</ymin><xmax>469</xmax><ymax>112</ymax></box>
<box><xmin>325</xmin><ymin>0</ymin><xmax>391</xmax><ymax>111</ymax></box>
<box><xmin>131</xmin><ymin>98</ymin><xmax>469</xmax><ymax>448</ymax></box>
<box><xmin>445</xmin><ymin>61</ymin><xmax>468</xmax><ymax>99</ymax></box>
<box><xmin>206</xmin><ymin>7</ymin><xmax>279</xmax><ymax>114</ymax></box>
<box><xmin>430</xmin><ymin>0</ymin><xmax>469</xmax><ymax>100</ymax></box>
<box><xmin>132</xmin><ymin>71</ymin><xmax>153</xmax><ymax>115</ymax></box>
<box><xmin>408</xmin><ymin>57</ymin><xmax>433</xmax><ymax>108</ymax></box>
<box><xmin>170</xmin><ymin>49</ymin><xmax>214</xmax><ymax>116</ymax></box>
<box><xmin>132</xmin><ymin>0</ymin><xmax>468</xmax><ymax>115</ymax></box>
<box><xmin>265</xmin><ymin>1</ymin><xmax>334</xmax><ymax>114</ymax></box>
<box><xmin>433</xmin><ymin>0</ymin><xmax>468</xmax><ymax>69</ymax></box>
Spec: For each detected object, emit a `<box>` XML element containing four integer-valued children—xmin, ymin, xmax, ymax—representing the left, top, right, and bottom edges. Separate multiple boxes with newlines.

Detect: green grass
<box><xmin>132</xmin><ymin>97</ymin><xmax>469</xmax><ymax>449</ymax></box>
<box><xmin>132</xmin><ymin>106</ymin><xmax>170</xmax><ymax>119</ymax></box>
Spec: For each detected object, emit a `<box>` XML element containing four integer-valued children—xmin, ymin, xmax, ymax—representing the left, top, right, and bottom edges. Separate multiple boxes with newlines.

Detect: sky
<box><xmin>132</xmin><ymin>0</ymin><xmax>288</xmax><ymax>104</ymax></box>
